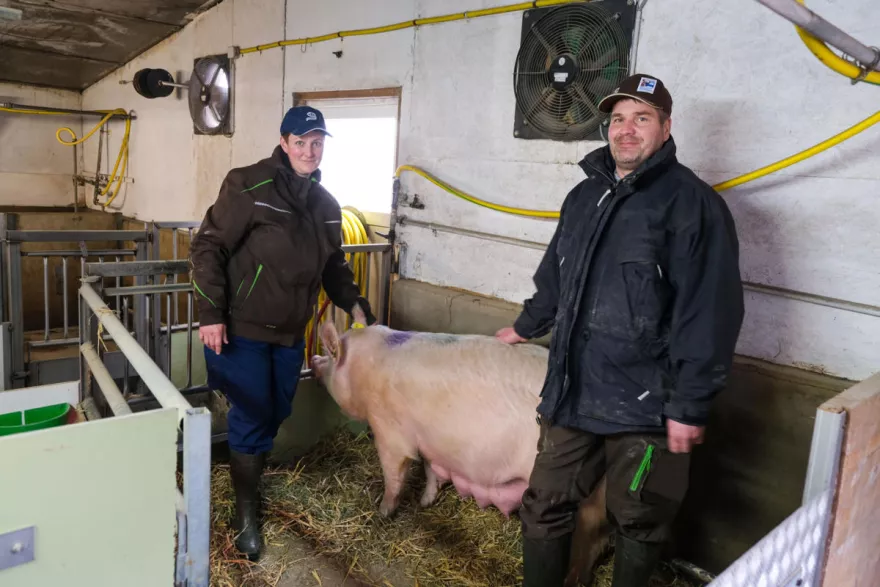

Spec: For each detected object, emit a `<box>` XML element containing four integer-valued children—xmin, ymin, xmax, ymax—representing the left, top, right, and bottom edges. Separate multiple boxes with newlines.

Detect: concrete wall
<box><xmin>389</xmin><ymin>277</ymin><xmax>852</xmax><ymax>573</ymax></box>
<box><xmin>0</xmin><ymin>83</ymin><xmax>83</xmax><ymax>208</ymax></box>
<box><xmin>80</xmin><ymin>0</ymin><xmax>880</xmax><ymax>382</ymax></box>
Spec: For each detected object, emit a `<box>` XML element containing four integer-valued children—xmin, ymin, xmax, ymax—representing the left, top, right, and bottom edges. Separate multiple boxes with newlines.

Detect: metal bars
<box><xmin>77</xmin><ymin>279</ymin><xmax>209</xmax><ymax>587</ymax></box>
<box><xmin>79</xmin><ymin>282</ymin><xmax>190</xmax><ymax>415</ymax></box>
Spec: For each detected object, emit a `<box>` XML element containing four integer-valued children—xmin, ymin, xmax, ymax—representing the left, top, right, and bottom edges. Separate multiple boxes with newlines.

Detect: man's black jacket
<box><xmin>514</xmin><ymin>137</ymin><xmax>744</xmax><ymax>433</ymax></box>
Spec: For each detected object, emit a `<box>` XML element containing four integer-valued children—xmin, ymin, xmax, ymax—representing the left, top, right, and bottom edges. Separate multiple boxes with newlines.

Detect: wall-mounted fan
<box><xmin>128</xmin><ymin>53</ymin><xmax>235</xmax><ymax>136</ymax></box>
<box><xmin>512</xmin><ymin>1</ymin><xmax>638</xmax><ymax>141</ymax></box>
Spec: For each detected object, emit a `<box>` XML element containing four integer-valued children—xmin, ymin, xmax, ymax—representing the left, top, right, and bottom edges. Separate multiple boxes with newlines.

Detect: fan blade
<box><xmin>573</xmin><ymin>14</ymin><xmax>620</xmax><ymax>63</ymax></box>
<box><xmin>583</xmin><ymin>48</ymin><xmax>627</xmax><ymax>72</ymax></box>
<box><xmin>208</xmin><ymin>63</ymin><xmax>221</xmax><ymax>87</ymax></box>
<box><xmin>562</xmin><ymin>25</ymin><xmax>587</xmax><ymax>55</ymax></box>
<box><xmin>522</xmin><ymin>86</ymin><xmax>557</xmax><ymax>122</ymax></box>
<box><xmin>208</xmin><ymin>103</ymin><xmax>222</xmax><ymax>127</ymax></box>
<box><xmin>530</xmin><ymin>28</ymin><xmax>558</xmax><ymax>61</ymax></box>
<box><xmin>570</xmin><ymin>84</ymin><xmax>601</xmax><ymax>117</ymax></box>
<box><xmin>587</xmin><ymin>76</ymin><xmax>618</xmax><ymax>100</ymax></box>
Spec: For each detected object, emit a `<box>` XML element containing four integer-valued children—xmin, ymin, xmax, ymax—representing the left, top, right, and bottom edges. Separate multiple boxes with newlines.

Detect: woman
<box><xmin>190</xmin><ymin>105</ymin><xmax>375</xmax><ymax>561</ymax></box>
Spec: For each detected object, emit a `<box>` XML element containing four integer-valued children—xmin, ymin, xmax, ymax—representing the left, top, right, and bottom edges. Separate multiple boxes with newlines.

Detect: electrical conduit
<box><xmin>238</xmin><ymin>0</ymin><xmax>583</xmax><ymax>54</ymax></box>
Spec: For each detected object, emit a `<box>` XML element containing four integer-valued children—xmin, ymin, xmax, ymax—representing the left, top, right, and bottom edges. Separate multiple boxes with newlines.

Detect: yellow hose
<box><xmin>396</xmin><ymin>165</ymin><xmax>560</xmax><ymax>218</ymax></box>
<box><xmin>712</xmin><ymin>110</ymin><xmax>880</xmax><ymax>191</ymax></box>
<box><xmin>793</xmin><ymin>0</ymin><xmax>880</xmax><ymax>86</ymax></box>
<box><xmin>0</xmin><ymin>106</ymin><xmax>131</xmax><ymax>207</ymax></box>
<box><xmin>304</xmin><ymin>208</ymin><xmax>371</xmax><ymax>356</ymax></box>
<box><xmin>239</xmin><ymin>0</ymin><xmax>582</xmax><ymax>54</ymax></box>
<box><xmin>396</xmin><ymin>108</ymin><xmax>880</xmax><ymax>218</ymax></box>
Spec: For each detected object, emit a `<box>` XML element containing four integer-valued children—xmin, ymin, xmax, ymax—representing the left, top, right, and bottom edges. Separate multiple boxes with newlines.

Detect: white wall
<box><xmin>0</xmin><ymin>83</ymin><xmax>83</xmax><ymax>207</ymax></box>
<box><xmin>81</xmin><ymin>0</ymin><xmax>285</xmax><ymax>220</ymax></box>
<box><xmin>81</xmin><ymin>0</ymin><xmax>880</xmax><ymax>381</ymax></box>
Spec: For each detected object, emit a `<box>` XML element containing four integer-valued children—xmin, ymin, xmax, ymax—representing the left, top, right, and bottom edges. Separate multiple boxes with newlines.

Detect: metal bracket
<box><xmin>851</xmin><ymin>46</ymin><xmax>880</xmax><ymax>85</ymax></box>
<box><xmin>0</xmin><ymin>322</ymin><xmax>10</xmax><ymax>390</ymax></box>
<box><xmin>0</xmin><ymin>526</ymin><xmax>35</xmax><ymax>572</ymax></box>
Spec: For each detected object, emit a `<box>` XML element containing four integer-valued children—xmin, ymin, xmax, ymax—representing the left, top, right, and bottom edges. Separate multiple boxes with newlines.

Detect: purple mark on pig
<box><xmin>386</xmin><ymin>330</ymin><xmax>415</xmax><ymax>347</ymax></box>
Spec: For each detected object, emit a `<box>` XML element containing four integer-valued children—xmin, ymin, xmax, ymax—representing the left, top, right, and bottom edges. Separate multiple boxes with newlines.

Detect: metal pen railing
<box><xmin>86</xmin><ymin>243</ymin><xmax>392</xmax><ymax>391</ymax></box>
<box><xmin>78</xmin><ymin>276</ymin><xmax>209</xmax><ymax>587</ymax></box>
<box><xmin>151</xmin><ymin>222</ymin><xmax>201</xmax><ymax>357</ymax></box>
<box><xmin>87</xmin><ymin>260</ymin><xmax>200</xmax><ymax>397</ymax></box>
<box><xmin>1</xmin><ymin>219</ymin><xmax>151</xmax><ymax>388</ymax></box>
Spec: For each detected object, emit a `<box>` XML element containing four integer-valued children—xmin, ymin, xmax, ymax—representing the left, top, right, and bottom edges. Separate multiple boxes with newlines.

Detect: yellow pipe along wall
<box><xmin>395</xmin><ymin>104</ymin><xmax>880</xmax><ymax>220</ymax></box>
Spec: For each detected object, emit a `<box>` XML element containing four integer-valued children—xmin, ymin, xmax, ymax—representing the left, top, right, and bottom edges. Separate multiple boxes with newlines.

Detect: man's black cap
<box><xmin>598</xmin><ymin>73</ymin><xmax>673</xmax><ymax>116</ymax></box>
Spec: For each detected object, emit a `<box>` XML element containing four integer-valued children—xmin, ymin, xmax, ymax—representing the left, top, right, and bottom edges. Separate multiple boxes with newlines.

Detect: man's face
<box><xmin>607</xmin><ymin>98</ymin><xmax>671</xmax><ymax>175</ymax></box>
<box><xmin>280</xmin><ymin>130</ymin><xmax>326</xmax><ymax>177</ymax></box>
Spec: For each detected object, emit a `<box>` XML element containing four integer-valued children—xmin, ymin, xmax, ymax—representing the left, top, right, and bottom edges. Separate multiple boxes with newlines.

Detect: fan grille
<box><xmin>188</xmin><ymin>56</ymin><xmax>231</xmax><ymax>135</ymax></box>
<box><xmin>514</xmin><ymin>4</ymin><xmax>630</xmax><ymax>140</ymax></box>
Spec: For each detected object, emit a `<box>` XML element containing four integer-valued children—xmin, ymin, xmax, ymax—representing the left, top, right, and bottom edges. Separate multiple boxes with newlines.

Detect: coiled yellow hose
<box><xmin>304</xmin><ymin>208</ymin><xmax>371</xmax><ymax>357</ymax></box>
<box><xmin>0</xmin><ymin>106</ymin><xmax>131</xmax><ymax>207</ymax></box>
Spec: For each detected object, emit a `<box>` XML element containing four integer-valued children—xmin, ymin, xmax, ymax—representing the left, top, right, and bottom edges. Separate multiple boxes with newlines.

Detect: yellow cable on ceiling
<box><xmin>396</xmin><ymin>108</ymin><xmax>880</xmax><ymax>219</ymax></box>
<box><xmin>239</xmin><ymin>0</ymin><xmax>583</xmax><ymax>54</ymax></box>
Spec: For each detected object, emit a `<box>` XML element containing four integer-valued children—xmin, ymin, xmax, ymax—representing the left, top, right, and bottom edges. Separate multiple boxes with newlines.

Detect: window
<box><xmin>294</xmin><ymin>90</ymin><xmax>400</xmax><ymax>217</ymax></box>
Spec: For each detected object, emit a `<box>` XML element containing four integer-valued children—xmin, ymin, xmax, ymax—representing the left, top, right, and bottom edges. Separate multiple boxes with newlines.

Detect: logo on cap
<box><xmin>306</xmin><ymin>112</ymin><xmax>317</xmax><ymax>121</ymax></box>
<box><xmin>637</xmin><ymin>77</ymin><xmax>657</xmax><ymax>94</ymax></box>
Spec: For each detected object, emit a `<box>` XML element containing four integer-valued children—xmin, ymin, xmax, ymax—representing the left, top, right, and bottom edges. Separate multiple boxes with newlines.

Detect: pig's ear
<box><xmin>320</xmin><ymin>321</ymin><xmax>341</xmax><ymax>358</ymax></box>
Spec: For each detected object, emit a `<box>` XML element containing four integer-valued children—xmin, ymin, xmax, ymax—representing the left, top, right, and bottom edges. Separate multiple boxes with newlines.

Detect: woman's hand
<box><xmin>200</xmin><ymin>324</ymin><xmax>228</xmax><ymax>355</ymax></box>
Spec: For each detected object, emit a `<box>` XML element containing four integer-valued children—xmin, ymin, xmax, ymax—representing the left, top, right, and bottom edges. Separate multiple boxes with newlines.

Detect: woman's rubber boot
<box><xmin>229</xmin><ymin>450</ymin><xmax>265</xmax><ymax>561</ymax></box>
<box><xmin>610</xmin><ymin>533</ymin><xmax>663</xmax><ymax>587</ymax></box>
<box><xmin>522</xmin><ymin>534</ymin><xmax>571</xmax><ymax>587</ymax></box>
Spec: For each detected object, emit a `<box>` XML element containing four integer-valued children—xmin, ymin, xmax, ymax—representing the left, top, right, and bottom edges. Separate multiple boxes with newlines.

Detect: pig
<box><xmin>310</xmin><ymin>320</ymin><xmax>611</xmax><ymax>586</ymax></box>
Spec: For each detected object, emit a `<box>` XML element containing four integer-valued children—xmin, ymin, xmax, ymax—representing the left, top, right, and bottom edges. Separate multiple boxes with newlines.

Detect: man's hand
<box><xmin>200</xmin><ymin>324</ymin><xmax>228</xmax><ymax>355</ymax></box>
<box><xmin>666</xmin><ymin>419</ymin><xmax>705</xmax><ymax>454</ymax></box>
<box><xmin>495</xmin><ymin>327</ymin><xmax>527</xmax><ymax>345</ymax></box>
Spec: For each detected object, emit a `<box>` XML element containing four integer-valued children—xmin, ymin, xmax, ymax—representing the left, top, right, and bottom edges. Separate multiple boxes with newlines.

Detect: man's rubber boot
<box><xmin>610</xmin><ymin>533</ymin><xmax>663</xmax><ymax>587</ymax></box>
<box><xmin>229</xmin><ymin>450</ymin><xmax>265</xmax><ymax>561</ymax></box>
<box><xmin>522</xmin><ymin>534</ymin><xmax>572</xmax><ymax>587</ymax></box>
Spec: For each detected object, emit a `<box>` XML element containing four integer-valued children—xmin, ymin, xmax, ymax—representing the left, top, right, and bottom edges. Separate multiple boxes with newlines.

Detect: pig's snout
<box><xmin>310</xmin><ymin>355</ymin><xmax>330</xmax><ymax>379</ymax></box>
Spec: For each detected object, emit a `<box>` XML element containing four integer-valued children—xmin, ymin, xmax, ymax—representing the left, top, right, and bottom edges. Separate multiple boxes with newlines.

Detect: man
<box><xmin>496</xmin><ymin>74</ymin><xmax>744</xmax><ymax>586</ymax></box>
<box><xmin>190</xmin><ymin>105</ymin><xmax>375</xmax><ymax>560</ymax></box>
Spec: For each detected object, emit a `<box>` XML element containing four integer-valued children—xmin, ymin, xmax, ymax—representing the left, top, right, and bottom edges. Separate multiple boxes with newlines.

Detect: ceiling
<box><xmin>0</xmin><ymin>0</ymin><xmax>222</xmax><ymax>91</ymax></box>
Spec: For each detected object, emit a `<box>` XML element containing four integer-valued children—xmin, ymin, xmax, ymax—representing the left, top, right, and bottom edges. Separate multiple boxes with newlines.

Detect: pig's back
<box><xmin>368</xmin><ymin>329</ymin><xmax>548</xmax><ymax>484</ymax></box>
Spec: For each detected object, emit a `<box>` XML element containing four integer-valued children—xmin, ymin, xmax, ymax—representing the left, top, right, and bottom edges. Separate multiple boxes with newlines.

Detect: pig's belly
<box><xmin>431</xmin><ymin>463</ymin><xmax>528</xmax><ymax>516</ymax></box>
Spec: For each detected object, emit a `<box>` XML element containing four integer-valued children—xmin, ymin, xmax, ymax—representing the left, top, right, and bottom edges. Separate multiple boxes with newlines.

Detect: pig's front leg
<box><xmin>420</xmin><ymin>460</ymin><xmax>440</xmax><ymax>508</ymax></box>
<box><xmin>373</xmin><ymin>432</ymin><xmax>413</xmax><ymax>517</ymax></box>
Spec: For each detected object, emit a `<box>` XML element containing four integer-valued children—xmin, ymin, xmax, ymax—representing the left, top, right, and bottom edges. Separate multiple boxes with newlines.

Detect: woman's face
<box><xmin>280</xmin><ymin>131</ymin><xmax>325</xmax><ymax>177</ymax></box>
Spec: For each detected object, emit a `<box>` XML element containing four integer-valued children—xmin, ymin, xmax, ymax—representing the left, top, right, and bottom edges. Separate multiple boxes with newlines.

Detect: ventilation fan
<box><xmin>513</xmin><ymin>1</ymin><xmax>637</xmax><ymax>142</ymax></box>
<box><xmin>129</xmin><ymin>53</ymin><xmax>235</xmax><ymax>136</ymax></box>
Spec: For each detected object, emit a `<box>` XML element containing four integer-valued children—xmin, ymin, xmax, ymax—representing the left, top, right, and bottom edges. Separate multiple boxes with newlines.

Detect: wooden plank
<box><xmin>821</xmin><ymin>372</ymin><xmax>880</xmax><ymax>586</ymax></box>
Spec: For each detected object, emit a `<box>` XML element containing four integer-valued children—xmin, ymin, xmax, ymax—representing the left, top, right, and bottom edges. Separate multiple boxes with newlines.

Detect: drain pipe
<box><xmin>756</xmin><ymin>0</ymin><xmax>880</xmax><ymax>73</ymax></box>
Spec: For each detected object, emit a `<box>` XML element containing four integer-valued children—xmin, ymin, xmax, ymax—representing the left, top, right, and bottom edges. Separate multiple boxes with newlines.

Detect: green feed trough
<box><xmin>0</xmin><ymin>403</ymin><xmax>72</xmax><ymax>437</ymax></box>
